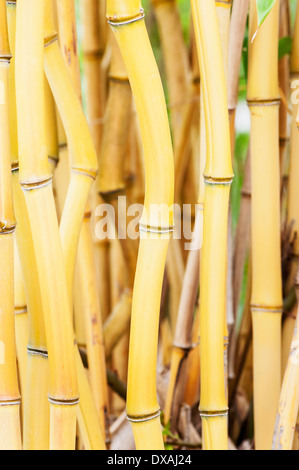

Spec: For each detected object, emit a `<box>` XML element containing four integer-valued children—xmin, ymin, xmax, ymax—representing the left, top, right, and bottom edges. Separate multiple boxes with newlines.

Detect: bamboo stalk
<box><xmin>14</xmin><ymin>242</ymin><xmax>28</xmax><ymax>410</ymax></box>
<box><xmin>191</xmin><ymin>0</ymin><xmax>233</xmax><ymax>450</ymax></box>
<box><xmin>273</xmin><ymin>268</ymin><xmax>299</xmax><ymax>450</ymax></box>
<box><xmin>0</xmin><ymin>0</ymin><xmax>21</xmax><ymax>449</ymax></box>
<box><xmin>164</xmin><ymin>208</ymin><xmax>201</xmax><ymax>427</ymax></box>
<box><xmin>278</xmin><ymin>0</ymin><xmax>290</xmax><ymax>191</ymax></box>
<box><xmin>15</xmin><ymin>0</ymin><xmax>79</xmax><ymax>450</ymax></box>
<box><xmin>7</xmin><ymin>2</ymin><xmax>50</xmax><ymax>449</ymax></box>
<box><xmin>107</xmin><ymin>0</ymin><xmax>174</xmax><ymax>449</ymax></box>
<box><xmin>44</xmin><ymin>0</ymin><xmax>98</xmax><ymax>298</ymax></box>
<box><xmin>227</xmin><ymin>0</ymin><xmax>250</xmax><ymax>124</ymax></box>
<box><xmin>150</xmin><ymin>0</ymin><xmax>189</xmax><ymax>141</ymax></box>
<box><xmin>247</xmin><ymin>0</ymin><xmax>282</xmax><ymax>450</ymax></box>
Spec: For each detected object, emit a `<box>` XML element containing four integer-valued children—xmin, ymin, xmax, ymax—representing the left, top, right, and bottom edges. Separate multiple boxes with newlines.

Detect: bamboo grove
<box><xmin>0</xmin><ymin>0</ymin><xmax>299</xmax><ymax>451</ymax></box>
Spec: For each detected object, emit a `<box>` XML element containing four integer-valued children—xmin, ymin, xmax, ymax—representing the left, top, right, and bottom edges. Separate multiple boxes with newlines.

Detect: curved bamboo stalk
<box><xmin>191</xmin><ymin>0</ymin><xmax>233</xmax><ymax>450</ymax></box>
<box><xmin>44</xmin><ymin>0</ymin><xmax>98</xmax><ymax>298</ymax></box>
<box><xmin>0</xmin><ymin>0</ymin><xmax>21</xmax><ymax>449</ymax></box>
<box><xmin>15</xmin><ymin>0</ymin><xmax>78</xmax><ymax>449</ymax></box>
<box><xmin>79</xmin><ymin>0</ymin><xmax>111</xmax><ymax>327</ymax></box>
<box><xmin>107</xmin><ymin>0</ymin><xmax>174</xmax><ymax>449</ymax></box>
<box><xmin>247</xmin><ymin>0</ymin><xmax>282</xmax><ymax>450</ymax></box>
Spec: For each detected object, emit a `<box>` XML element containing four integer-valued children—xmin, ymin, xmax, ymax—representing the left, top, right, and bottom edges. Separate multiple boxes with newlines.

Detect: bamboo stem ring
<box><xmin>127</xmin><ymin>409</ymin><xmax>161</xmax><ymax>423</ymax></box>
<box><xmin>251</xmin><ymin>305</ymin><xmax>283</xmax><ymax>314</ymax></box>
<box><xmin>247</xmin><ymin>99</ymin><xmax>281</xmax><ymax>107</ymax></box>
<box><xmin>27</xmin><ymin>347</ymin><xmax>49</xmax><ymax>359</ymax></box>
<box><xmin>108</xmin><ymin>9</ymin><xmax>145</xmax><ymax>26</ymax></box>
<box><xmin>200</xmin><ymin>410</ymin><xmax>229</xmax><ymax>418</ymax></box>
<box><xmin>0</xmin><ymin>399</ymin><xmax>22</xmax><ymax>407</ymax></box>
<box><xmin>48</xmin><ymin>396</ymin><xmax>80</xmax><ymax>406</ymax></box>
<box><xmin>44</xmin><ymin>35</ymin><xmax>58</xmax><ymax>49</ymax></box>
<box><xmin>21</xmin><ymin>177</ymin><xmax>53</xmax><ymax>191</ymax></box>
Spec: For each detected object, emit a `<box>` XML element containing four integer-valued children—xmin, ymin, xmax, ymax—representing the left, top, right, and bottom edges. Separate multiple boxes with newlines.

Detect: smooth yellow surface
<box><xmin>23</xmin><ymin>354</ymin><xmax>50</xmax><ymax>450</ymax></box>
<box><xmin>247</xmin><ymin>0</ymin><xmax>280</xmax><ymax>101</ymax></box>
<box><xmin>250</xmin><ymin>106</ymin><xmax>282</xmax><ymax>307</ymax></box>
<box><xmin>108</xmin><ymin>3</ymin><xmax>174</xmax><ymax>448</ymax></box>
<box><xmin>191</xmin><ymin>0</ymin><xmax>232</xmax><ymax>450</ymax></box>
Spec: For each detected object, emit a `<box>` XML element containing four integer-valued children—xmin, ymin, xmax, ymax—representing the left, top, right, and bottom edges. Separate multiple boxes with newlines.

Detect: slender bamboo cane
<box><xmin>278</xmin><ymin>0</ymin><xmax>290</xmax><ymax>191</ymax></box>
<box><xmin>44</xmin><ymin>0</ymin><xmax>98</xmax><ymax>298</ymax></box>
<box><xmin>286</xmin><ymin>1</ymin><xmax>299</xmax><ymax>293</ymax></box>
<box><xmin>216</xmin><ymin>0</ymin><xmax>233</xmax><ymax>397</ymax></box>
<box><xmin>55</xmin><ymin>0</ymin><xmax>110</xmax><ymax>438</ymax></box>
<box><xmin>150</xmin><ymin>0</ymin><xmax>189</xmax><ymax>141</ymax></box>
<box><xmin>281</xmin><ymin>1</ymin><xmax>299</xmax><ymax>388</ymax></box>
<box><xmin>227</xmin><ymin>0</ymin><xmax>250</xmax><ymax>130</ymax></box>
<box><xmin>14</xmin><ymin>241</ymin><xmax>28</xmax><ymax>408</ymax></box>
<box><xmin>7</xmin><ymin>2</ymin><xmax>50</xmax><ymax>449</ymax></box>
<box><xmin>44</xmin><ymin>1</ymin><xmax>107</xmax><ymax>449</ymax></box>
<box><xmin>191</xmin><ymin>0</ymin><xmax>233</xmax><ymax>450</ymax></box>
<box><xmin>107</xmin><ymin>0</ymin><xmax>174</xmax><ymax>449</ymax></box>
<box><xmin>273</xmin><ymin>268</ymin><xmax>299</xmax><ymax>450</ymax></box>
<box><xmin>0</xmin><ymin>0</ymin><xmax>21</xmax><ymax>449</ymax></box>
<box><xmin>247</xmin><ymin>0</ymin><xmax>282</xmax><ymax>450</ymax></box>
<box><xmin>56</xmin><ymin>0</ymin><xmax>82</xmax><ymax>100</ymax></box>
<box><xmin>15</xmin><ymin>0</ymin><xmax>79</xmax><ymax>450</ymax></box>
<box><xmin>79</xmin><ymin>0</ymin><xmax>111</xmax><ymax>327</ymax></box>
<box><xmin>164</xmin><ymin>209</ymin><xmax>201</xmax><ymax>427</ymax></box>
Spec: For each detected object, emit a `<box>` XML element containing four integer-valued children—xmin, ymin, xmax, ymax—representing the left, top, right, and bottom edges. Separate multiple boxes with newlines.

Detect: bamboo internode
<box><xmin>247</xmin><ymin>0</ymin><xmax>282</xmax><ymax>450</ymax></box>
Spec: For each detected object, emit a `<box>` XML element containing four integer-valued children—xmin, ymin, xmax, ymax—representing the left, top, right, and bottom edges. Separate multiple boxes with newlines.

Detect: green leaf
<box><xmin>278</xmin><ymin>36</ymin><xmax>293</xmax><ymax>59</ymax></box>
<box><xmin>256</xmin><ymin>0</ymin><xmax>276</xmax><ymax>26</ymax></box>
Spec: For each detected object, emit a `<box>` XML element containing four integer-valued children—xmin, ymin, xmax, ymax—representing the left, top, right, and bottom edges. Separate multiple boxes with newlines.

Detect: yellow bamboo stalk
<box><xmin>191</xmin><ymin>0</ymin><xmax>233</xmax><ymax>450</ymax></box>
<box><xmin>247</xmin><ymin>0</ymin><xmax>282</xmax><ymax>450</ymax></box>
<box><xmin>15</xmin><ymin>0</ymin><xmax>78</xmax><ymax>450</ymax></box>
<box><xmin>278</xmin><ymin>0</ymin><xmax>290</xmax><ymax>189</ymax></box>
<box><xmin>0</xmin><ymin>1</ymin><xmax>21</xmax><ymax>449</ymax></box>
<box><xmin>44</xmin><ymin>0</ymin><xmax>98</xmax><ymax>298</ymax></box>
<box><xmin>286</xmin><ymin>1</ymin><xmax>299</xmax><ymax>292</ymax></box>
<box><xmin>45</xmin><ymin>1</ymin><xmax>107</xmax><ymax>450</ymax></box>
<box><xmin>14</xmin><ymin>242</ymin><xmax>28</xmax><ymax>408</ymax></box>
<box><xmin>164</xmin><ymin>208</ymin><xmax>201</xmax><ymax>427</ymax></box>
<box><xmin>7</xmin><ymin>1</ymin><xmax>50</xmax><ymax>449</ymax></box>
<box><xmin>106</xmin><ymin>0</ymin><xmax>174</xmax><ymax>449</ymax></box>
<box><xmin>273</xmin><ymin>270</ymin><xmax>299</xmax><ymax>449</ymax></box>
<box><xmin>79</xmin><ymin>0</ymin><xmax>111</xmax><ymax>327</ymax></box>
<box><xmin>150</xmin><ymin>0</ymin><xmax>189</xmax><ymax>140</ymax></box>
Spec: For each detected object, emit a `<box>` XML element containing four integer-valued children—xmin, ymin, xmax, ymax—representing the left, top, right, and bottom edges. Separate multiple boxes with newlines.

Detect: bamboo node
<box><xmin>0</xmin><ymin>223</ymin><xmax>16</xmax><ymax>234</ymax></box>
<box><xmin>199</xmin><ymin>409</ymin><xmax>228</xmax><ymax>418</ymax></box>
<box><xmin>11</xmin><ymin>162</ymin><xmax>19</xmax><ymax>173</ymax></box>
<box><xmin>204</xmin><ymin>176</ymin><xmax>233</xmax><ymax>186</ymax></box>
<box><xmin>72</xmin><ymin>168</ymin><xmax>97</xmax><ymax>181</ymax></box>
<box><xmin>48</xmin><ymin>396</ymin><xmax>80</xmax><ymax>406</ymax></box>
<box><xmin>251</xmin><ymin>304</ymin><xmax>283</xmax><ymax>314</ymax></box>
<box><xmin>0</xmin><ymin>55</ymin><xmax>12</xmax><ymax>63</ymax></box>
<box><xmin>44</xmin><ymin>35</ymin><xmax>58</xmax><ymax>49</ymax></box>
<box><xmin>108</xmin><ymin>9</ymin><xmax>145</xmax><ymax>27</ymax></box>
<box><xmin>172</xmin><ymin>342</ymin><xmax>192</xmax><ymax>352</ymax></box>
<box><xmin>21</xmin><ymin>176</ymin><xmax>53</xmax><ymax>191</ymax></box>
<box><xmin>127</xmin><ymin>409</ymin><xmax>161</xmax><ymax>423</ymax></box>
<box><xmin>247</xmin><ymin>99</ymin><xmax>281</xmax><ymax>107</ymax></box>
<box><xmin>27</xmin><ymin>347</ymin><xmax>48</xmax><ymax>359</ymax></box>
<box><xmin>15</xmin><ymin>306</ymin><xmax>27</xmax><ymax>315</ymax></box>
<box><xmin>0</xmin><ymin>398</ymin><xmax>21</xmax><ymax>407</ymax></box>
<box><xmin>139</xmin><ymin>223</ymin><xmax>174</xmax><ymax>235</ymax></box>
